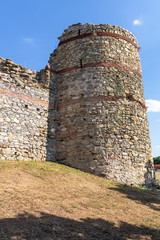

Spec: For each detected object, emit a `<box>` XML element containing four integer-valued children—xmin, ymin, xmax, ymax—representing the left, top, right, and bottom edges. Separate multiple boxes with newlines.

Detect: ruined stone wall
<box><xmin>0</xmin><ymin>23</ymin><xmax>155</xmax><ymax>186</ymax></box>
<box><xmin>0</xmin><ymin>57</ymin><xmax>56</xmax><ymax>161</ymax></box>
<box><xmin>49</xmin><ymin>23</ymin><xmax>154</xmax><ymax>185</ymax></box>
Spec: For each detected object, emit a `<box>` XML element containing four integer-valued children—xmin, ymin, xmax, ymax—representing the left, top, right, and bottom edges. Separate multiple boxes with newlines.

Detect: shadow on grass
<box><xmin>0</xmin><ymin>212</ymin><xmax>159</xmax><ymax>239</ymax></box>
<box><xmin>109</xmin><ymin>184</ymin><xmax>160</xmax><ymax>211</ymax></box>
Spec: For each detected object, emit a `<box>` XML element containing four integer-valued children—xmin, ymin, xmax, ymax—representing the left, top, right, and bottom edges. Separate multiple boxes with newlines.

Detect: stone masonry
<box><xmin>0</xmin><ymin>23</ymin><xmax>156</xmax><ymax>186</ymax></box>
<box><xmin>0</xmin><ymin>57</ymin><xmax>56</xmax><ymax>162</ymax></box>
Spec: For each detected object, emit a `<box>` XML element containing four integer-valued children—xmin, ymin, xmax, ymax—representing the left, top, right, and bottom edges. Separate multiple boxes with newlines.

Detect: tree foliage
<box><xmin>153</xmin><ymin>156</ymin><xmax>160</xmax><ymax>165</ymax></box>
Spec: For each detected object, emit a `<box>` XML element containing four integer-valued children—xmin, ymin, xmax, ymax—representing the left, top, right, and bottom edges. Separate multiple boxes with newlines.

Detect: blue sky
<box><xmin>0</xmin><ymin>0</ymin><xmax>160</xmax><ymax>157</ymax></box>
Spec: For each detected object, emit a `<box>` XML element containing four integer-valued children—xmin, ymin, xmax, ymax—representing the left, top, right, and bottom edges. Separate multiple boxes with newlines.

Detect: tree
<box><xmin>153</xmin><ymin>156</ymin><xmax>160</xmax><ymax>165</ymax></box>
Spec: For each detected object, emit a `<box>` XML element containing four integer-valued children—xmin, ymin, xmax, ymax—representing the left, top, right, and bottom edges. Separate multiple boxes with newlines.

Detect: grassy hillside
<box><xmin>0</xmin><ymin>160</ymin><xmax>159</xmax><ymax>240</ymax></box>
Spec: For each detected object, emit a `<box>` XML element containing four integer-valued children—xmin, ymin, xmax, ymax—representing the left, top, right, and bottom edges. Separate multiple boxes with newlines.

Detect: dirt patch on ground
<box><xmin>0</xmin><ymin>161</ymin><xmax>159</xmax><ymax>239</ymax></box>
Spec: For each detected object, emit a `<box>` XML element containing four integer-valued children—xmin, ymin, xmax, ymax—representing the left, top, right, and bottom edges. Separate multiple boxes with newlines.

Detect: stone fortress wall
<box><xmin>0</xmin><ymin>23</ymin><xmax>155</xmax><ymax>186</ymax></box>
<box><xmin>49</xmin><ymin>23</ymin><xmax>154</xmax><ymax>185</ymax></box>
<box><xmin>0</xmin><ymin>57</ymin><xmax>56</xmax><ymax>162</ymax></box>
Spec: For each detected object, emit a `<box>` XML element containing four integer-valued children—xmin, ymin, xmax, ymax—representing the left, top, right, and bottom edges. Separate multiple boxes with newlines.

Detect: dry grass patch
<box><xmin>156</xmin><ymin>170</ymin><xmax>160</xmax><ymax>184</ymax></box>
<box><xmin>0</xmin><ymin>160</ymin><xmax>159</xmax><ymax>239</ymax></box>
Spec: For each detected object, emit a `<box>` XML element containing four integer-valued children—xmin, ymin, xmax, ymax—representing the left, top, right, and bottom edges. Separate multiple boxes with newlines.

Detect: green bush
<box><xmin>153</xmin><ymin>156</ymin><xmax>160</xmax><ymax>165</ymax></box>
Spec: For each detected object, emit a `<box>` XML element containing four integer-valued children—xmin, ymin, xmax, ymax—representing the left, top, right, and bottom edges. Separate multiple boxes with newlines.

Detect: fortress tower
<box><xmin>49</xmin><ymin>23</ymin><xmax>155</xmax><ymax>185</ymax></box>
<box><xmin>0</xmin><ymin>23</ymin><xmax>155</xmax><ymax>186</ymax></box>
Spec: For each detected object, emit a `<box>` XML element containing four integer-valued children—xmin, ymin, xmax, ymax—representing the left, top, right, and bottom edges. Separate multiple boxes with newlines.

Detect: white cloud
<box><xmin>23</xmin><ymin>37</ymin><xmax>34</xmax><ymax>44</ymax></box>
<box><xmin>156</xmin><ymin>145</ymin><xmax>160</xmax><ymax>149</ymax></box>
<box><xmin>133</xmin><ymin>19</ymin><xmax>142</xmax><ymax>26</ymax></box>
<box><xmin>146</xmin><ymin>99</ymin><xmax>160</xmax><ymax>112</ymax></box>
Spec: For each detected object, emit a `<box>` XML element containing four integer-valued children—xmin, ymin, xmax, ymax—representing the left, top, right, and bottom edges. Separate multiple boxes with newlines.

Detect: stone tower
<box><xmin>49</xmin><ymin>23</ymin><xmax>155</xmax><ymax>185</ymax></box>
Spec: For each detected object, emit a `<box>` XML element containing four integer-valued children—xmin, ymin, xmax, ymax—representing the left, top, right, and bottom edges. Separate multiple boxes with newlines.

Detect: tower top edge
<box><xmin>58</xmin><ymin>23</ymin><xmax>138</xmax><ymax>45</ymax></box>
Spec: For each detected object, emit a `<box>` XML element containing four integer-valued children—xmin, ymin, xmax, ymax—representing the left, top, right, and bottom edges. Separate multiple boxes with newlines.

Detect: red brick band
<box><xmin>57</xmin><ymin>95</ymin><xmax>146</xmax><ymax>109</ymax></box>
<box><xmin>48</xmin><ymin>62</ymin><xmax>142</xmax><ymax>77</ymax></box>
<box><xmin>0</xmin><ymin>88</ymin><xmax>49</xmax><ymax>107</ymax></box>
<box><xmin>0</xmin><ymin>88</ymin><xmax>146</xmax><ymax>110</ymax></box>
<box><xmin>59</xmin><ymin>32</ymin><xmax>140</xmax><ymax>50</ymax></box>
